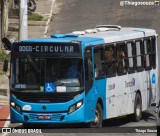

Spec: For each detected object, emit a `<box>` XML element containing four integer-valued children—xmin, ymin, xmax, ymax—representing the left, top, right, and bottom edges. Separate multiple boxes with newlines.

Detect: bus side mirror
<box><xmin>2</xmin><ymin>37</ymin><xmax>12</xmax><ymax>51</ymax></box>
<box><xmin>3</xmin><ymin>59</ymin><xmax>8</xmax><ymax>72</ymax></box>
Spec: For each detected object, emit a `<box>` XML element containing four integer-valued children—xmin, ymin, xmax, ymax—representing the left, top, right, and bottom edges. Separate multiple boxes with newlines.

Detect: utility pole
<box><xmin>1</xmin><ymin>0</ymin><xmax>8</xmax><ymax>38</ymax></box>
<box><xmin>1</xmin><ymin>0</ymin><xmax>9</xmax><ymax>52</ymax></box>
<box><xmin>19</xmin><ymin>0</ymin><xmax>28</xmax><ymax>41</ymax></box>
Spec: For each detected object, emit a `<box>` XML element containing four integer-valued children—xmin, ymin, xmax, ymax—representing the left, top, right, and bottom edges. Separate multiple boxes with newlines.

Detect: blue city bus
<box><xmin>5</xmin><ymin>25</ymin><xmax>159</xmax><ymax>127</ymax></box>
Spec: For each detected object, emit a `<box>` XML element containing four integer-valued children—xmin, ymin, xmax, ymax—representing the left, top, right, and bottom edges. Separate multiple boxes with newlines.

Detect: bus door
<box><xmin>143</xmin><ymin>39</ymin><xmax>152</xmax><ymax>107</ymax></box>
<box><xmin>105</xmin><ymin>44</ymin><xmax>118</xmax><ymax>118</ymax></box>
<box><xmin>105</xmin><ymin>44</ymin><xmax>129</xmax><ymax>117</ymax></box>
<box><xmin>84</xmin><ymin>46</ymin><xmax>95</xmax><ymax>122</ymax></box>
<box><xmin>93</xmin><ymin>46</ymin><xmax>106</xmax><ymax>118</ymax></box>
<box><xmin>144</xmin><ymin>38</ymin><xmax>156</xmax><ymax>105</ymax></box>
<box><xmin>127</xmin><ymin>40</ymin><xmax>147</xmax><ymax>112</ymax></box>
<box><xmin>116</xmin><ymin>43</ymin><xmax>131</xmax><ymax>115</ymax></box>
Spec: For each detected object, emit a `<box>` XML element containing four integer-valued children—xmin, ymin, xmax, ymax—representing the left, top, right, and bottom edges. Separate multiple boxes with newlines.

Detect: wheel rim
<box><xmin>136</xmin><ymin>104</ymin><xmax>141</xmax><ymax>117</ymax></box>
<box><xmin>95</xmin><ymin>109</ymin><xmax>100</xmax><ymax>124</ymax></box>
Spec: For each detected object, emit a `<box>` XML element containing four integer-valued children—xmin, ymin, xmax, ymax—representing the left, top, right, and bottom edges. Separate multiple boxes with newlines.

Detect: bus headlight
<box><xmin>68</xmin><ymin>105</ymin><xmax>76</xmax><ymax>114</ymax></box>
<box><xmin>68</xmin><ymin>100</ymin><xmax>83</xmax><ymax>114</ymax></box>
<box><xmin>77</xmin><ymin>101</ymin><xmax>83</xmax><ymax>108</ymax></box>
<box><xmin>11</xmin><ymin>102</ymin><xmax>15</xmax><ymax>107</ymax></box>
<box><xmin>10</xmin><ymin>102</ymin><xmax>21</xmax><ymax>113</ymax></box>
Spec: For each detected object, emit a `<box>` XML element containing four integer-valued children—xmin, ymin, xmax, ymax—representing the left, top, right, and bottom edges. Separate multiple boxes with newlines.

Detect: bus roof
<box><xmin>22</xmin><ymin>27</ymin><xmax>156</xmax><ymax>45</ymax></box>
<box><xmin>22</xmin><ymin>36</ymin><xmax>103</xmax><ymax>44</ymax></box>
<box><xmin>79</xmin><ymin>27</ymin><xmax>156</xmax><ymax>43</ymax></box>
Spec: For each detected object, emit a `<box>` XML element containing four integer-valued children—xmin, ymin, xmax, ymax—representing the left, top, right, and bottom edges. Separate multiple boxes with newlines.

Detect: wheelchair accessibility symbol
<box><xmin>45</xmin><ymin>82</ymin><xmax>55</xmax><ymax>93</ymax></box>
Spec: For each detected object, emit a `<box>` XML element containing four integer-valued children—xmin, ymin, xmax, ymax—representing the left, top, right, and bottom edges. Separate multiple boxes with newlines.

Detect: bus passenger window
<box><xmin>105</xmin><ymin>45</ymin><xmax>117</xmax><ymax>77</ymax></box>
<box><xmin>144</xmin><ymin>39</ymin><xmax>152</xmax><ymax>70</ymax></box>
<box><xmin>85</xmin><ymin>47</ymin><xmax>94</xmax><ymax>92</ymax></box>
<box><xmin>105</xmin><ymin>46</ymin><xmax>113</xmax><ymax>62</ymax></box>
<box><xmin>127</xmin><ymin>42</ymin><xmax>135</xmax><ymax>73</ymax></box>
<box><xmin>94</xmin><ymin>47</ymin><xmax>105</xmax><ymax>79</ymax></box>
<box><xmin>135</xmin><ymin>41</ymin><xmax>143</xmax><ymax>72</ymax></box>
<box><xmin>85</xmin><ymin>48</ymin><xmax>93</xmax><ymax>82</ymax></box>
<box><xmin>117</xmin><ymin>43</ymin><xmax>127</xmax><ymax>75</ymax></box>
<box><xmin>151</xmin><ymin>37</ymin><xmax>156</xmax><ymax>69</ymax></box>
<box><xmin>85</xmin><ymin>58</ymin><xmax>92</xmax><ymax>81</ymax></box>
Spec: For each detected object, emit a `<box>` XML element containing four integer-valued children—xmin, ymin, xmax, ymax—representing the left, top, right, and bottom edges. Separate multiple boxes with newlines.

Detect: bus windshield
<box><xmin>11</xmin><ymin>56</ymin><xmax>83</xmax><ymax>92</ymax></box>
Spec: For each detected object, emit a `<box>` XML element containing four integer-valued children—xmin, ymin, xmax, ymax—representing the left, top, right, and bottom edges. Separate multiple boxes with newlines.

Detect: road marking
<box><xmin>4</xmin><ymin>115</ymin><xmax>10</xmax><ymax>128</ymax></box>
<box><xmin>44</xmin><ymin>0</ymin><xmax>56</xmax><ymax>37</ymax></box>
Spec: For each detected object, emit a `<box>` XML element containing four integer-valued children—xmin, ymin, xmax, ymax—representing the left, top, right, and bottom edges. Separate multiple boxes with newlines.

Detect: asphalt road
<box><xmin>48</xmin><ymin>0</ymin><xmax>160</xmax><ymax>34</ymax></box>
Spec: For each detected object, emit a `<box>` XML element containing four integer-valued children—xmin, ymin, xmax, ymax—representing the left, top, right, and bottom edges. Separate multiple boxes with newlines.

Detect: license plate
<box><xmin>38</xmin><ymin>115</ymin><xmax>51</xmax><ymax>120</ymax></box>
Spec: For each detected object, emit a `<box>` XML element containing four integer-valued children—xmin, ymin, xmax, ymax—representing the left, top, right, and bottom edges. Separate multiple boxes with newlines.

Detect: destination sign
<box><xmin>13</xmin><ymin>43</ymin><xmax>80</xmax><ymax>53</ymax></box>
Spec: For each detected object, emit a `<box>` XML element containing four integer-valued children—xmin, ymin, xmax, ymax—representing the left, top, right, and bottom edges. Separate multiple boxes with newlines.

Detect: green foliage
<box><xmin>28</xmin><ymin>14</ymin><xmax>43</xmax><ymax>21</ymax></box>
<box><xmin>0</xmin><ymin>52</ymin><xmax>10</xmax><ymax>62</ymax></box>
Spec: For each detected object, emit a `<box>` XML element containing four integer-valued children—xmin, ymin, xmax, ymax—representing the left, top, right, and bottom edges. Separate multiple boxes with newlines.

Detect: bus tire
<box><xmin>87</xmin><ymin>103</ymin><xmax>103</xmax><ymax>128</ymax></box>
<box><xmin>28</xmin><ymin>0</ymin><xmax>36</xmax><ymax>12</ymax></box>
<box><xmin>134</xmin><ymin>93</ymin><xmax>142</xmax><ymax>122</ymax></box>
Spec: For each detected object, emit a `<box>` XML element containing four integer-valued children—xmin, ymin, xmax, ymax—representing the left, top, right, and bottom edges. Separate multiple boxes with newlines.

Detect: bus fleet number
<box><xmin>15</xmin><ymin>84</ymin><xmax>26</xmax><ymax>89</ymax></box>
<box><xmin>19</xmin><ymin>46</ymin><xmax>32</xmax><ymax>52</ymax></box>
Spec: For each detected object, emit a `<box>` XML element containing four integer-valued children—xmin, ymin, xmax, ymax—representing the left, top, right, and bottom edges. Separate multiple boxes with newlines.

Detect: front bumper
<box><xmin>10</xmin><ymin>104</ymin><xmax>85</xmax><ymax>124</ymax></box>
<box><xmin>10</xmin><ymin>91</ymin><xmax>85</xmax><ymax>124</ymax></box>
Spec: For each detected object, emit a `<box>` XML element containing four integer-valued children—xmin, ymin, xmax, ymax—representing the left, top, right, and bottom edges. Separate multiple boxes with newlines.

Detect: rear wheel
<box><xmin>134</xmin><ymin>93</ymin><xmax>142</xmax><ymax>122</ymax></box>
<box><xmin>87</xmin><ymin>103</ymin><xmax>103</xmax><ymax>128</ymax></box>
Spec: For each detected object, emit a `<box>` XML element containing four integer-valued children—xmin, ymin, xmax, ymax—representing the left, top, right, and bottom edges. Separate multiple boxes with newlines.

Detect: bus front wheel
<box><xmin>134</xmin><ymin>93</ymin><xmax>142</xmax><ymax>122</ymax></box>
<box><xmin>87</xmin><ymin>103</ymin><xmax>103</xmax><ymax>128</ymax></box>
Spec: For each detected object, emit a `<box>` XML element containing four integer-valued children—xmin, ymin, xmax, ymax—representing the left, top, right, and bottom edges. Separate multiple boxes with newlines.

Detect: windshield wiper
<box><xmin>26</xmin><ymin>55</ymin><xmax>40</xmax><ymax>72</ymax></box>
<box><xmin>54</xmin><ymin>55</ymin><xmax>65</xmax><ymax>80</ymax></box>
<box><xmin>56</xmin><ymin>55</ymin><xmax>65</xmax><ymax>68</ymax></box>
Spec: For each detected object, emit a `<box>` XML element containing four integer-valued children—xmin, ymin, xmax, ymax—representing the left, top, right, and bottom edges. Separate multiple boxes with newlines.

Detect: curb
<box><xmin>9</xmin><ymin>21</ymin><xmax>46</xmax><ymax>27</ymax></box>
<box><xmin>3</xmin><ymin>115</ymin><xmax>10</xmax><ymax>128</ymax></box>
<box><xmin>28</xmin><ymin>21</ymin><xmax>46</xmax><ymax>26</ymax></box>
